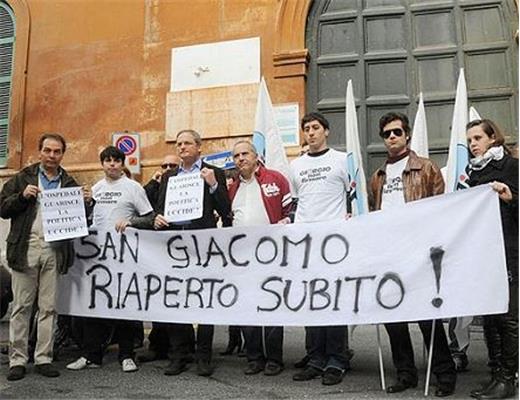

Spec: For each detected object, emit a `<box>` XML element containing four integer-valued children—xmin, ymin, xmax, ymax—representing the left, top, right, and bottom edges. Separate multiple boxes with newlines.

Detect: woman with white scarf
<box><xmin>466</xmin><ymin>119</ymin><xmax>518</xmax><ymax>400</ymax></box>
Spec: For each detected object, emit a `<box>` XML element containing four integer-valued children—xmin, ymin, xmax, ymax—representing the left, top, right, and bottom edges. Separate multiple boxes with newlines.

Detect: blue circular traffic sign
<box><xmin>115</xmin><ymin>136</ymin><xmax>137</xmax><ymax>155</ymax></box>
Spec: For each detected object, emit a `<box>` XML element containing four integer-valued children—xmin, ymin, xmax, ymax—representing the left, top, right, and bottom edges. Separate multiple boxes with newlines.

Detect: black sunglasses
<box><xmin>161</xmin><ymin>163</ymin><xmax>178</xmax><ymax>169</ymax></box>
<box><xmin>380</xmin><ymin>128</ymin><xmax>404</xmax><ymax>139</ymax></box>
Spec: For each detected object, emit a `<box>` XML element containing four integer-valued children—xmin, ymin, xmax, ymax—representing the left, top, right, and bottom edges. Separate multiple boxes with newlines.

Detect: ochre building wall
<box><xmin>1</xmin><ymin>0</ymin><xmax>311</xmax><ymax>185</ymax></box>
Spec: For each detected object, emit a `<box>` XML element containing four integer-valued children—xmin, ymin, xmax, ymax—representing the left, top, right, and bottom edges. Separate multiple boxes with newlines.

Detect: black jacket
<box><xmin>467</xmin><ymin>154</ymin><xmax>518</xmax><ymax>285</ymax></box>
<box><xmin>0</xmin><ymin>163</ymin><xmax>91</xmax><ymax>273</ymax></box>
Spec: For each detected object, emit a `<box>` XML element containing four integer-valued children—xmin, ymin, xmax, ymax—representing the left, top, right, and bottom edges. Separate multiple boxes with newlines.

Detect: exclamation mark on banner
<box><xmin>429</xmin><ymin>246</ymin><xmax>445</xmax><ymax>308</ymax></box>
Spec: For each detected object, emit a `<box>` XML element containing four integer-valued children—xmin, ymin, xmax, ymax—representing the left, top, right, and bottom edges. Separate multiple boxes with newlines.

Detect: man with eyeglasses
<box><xmin>369</xmin><ymin>112</ymin><xmax>456</xmax><ymax>397</ymax></box>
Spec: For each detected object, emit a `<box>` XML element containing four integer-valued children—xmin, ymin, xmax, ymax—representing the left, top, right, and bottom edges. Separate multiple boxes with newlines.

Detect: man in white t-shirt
<box><xmin>290</xmin><ymin>112</ymin><xmax>350</xmax><ymax>386</ymax></box>
<box><xmin>67</xmin><ymin>146</ymin><xmax>153</xmax><ymax>373</ymax></box>
<box><xmin>369</xmin><ymin>112</ymin><xmax>456</xmax><ymax>397</ymax></box>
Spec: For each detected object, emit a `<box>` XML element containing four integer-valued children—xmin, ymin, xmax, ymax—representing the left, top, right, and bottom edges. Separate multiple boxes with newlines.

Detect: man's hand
<box><xmin>154</xmin><ymin>214</ymin><xmax>169</xmax><ymax>229</ymax></box>
<box><xmin>115</xmin><ymin>219</ymin><xmax>131</xmax><ymax>233</ymax></box>
<box><xmin>200</xmin><ymin>168</ymin><xmax>217</xmax><ymax>187</ymax></box>
<box><xmin>277</xmin><ymin>217</ymin><xmax>291</xmax><ymax>225</ymax></box>
<box><xmin>490</xmin><ymin>181</ymin><xmax>513</xmax><ymax>202</ymax></box>
<box><xmin>23</xmin><ymin>184</ymin><xmax>39</xmax><ymax>199</ymax></box>
<box><xmin>152</xmin><ymin>170</ymin><xmax>162</xmax><ymax>183</ymax></box>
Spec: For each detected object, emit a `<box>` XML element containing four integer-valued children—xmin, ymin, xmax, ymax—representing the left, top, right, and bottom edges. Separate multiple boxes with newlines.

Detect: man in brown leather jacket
<box><xmin>369</xmin><ymin>112</ymin><xmax>456</xmax><ymax>397</ymax></box>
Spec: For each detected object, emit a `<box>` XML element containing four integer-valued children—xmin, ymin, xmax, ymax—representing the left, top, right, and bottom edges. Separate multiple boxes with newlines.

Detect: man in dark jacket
<box><xmin>369</xmin><ymin>112</ymin><xmax>456</xmax><ymax>397</ymax></box>
<box><xmin>0</xmin><ymin>133</ymin><xmax>92</xmax><ymax>381</ymax></box>
<box><xmin>151</xmin><ymin>129</ymin><xmax>231</xmax><ymax>377</ymax></box>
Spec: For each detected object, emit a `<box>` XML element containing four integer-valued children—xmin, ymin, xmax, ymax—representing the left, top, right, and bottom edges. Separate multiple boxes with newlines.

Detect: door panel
<box><xmin>305</xmin><ymin>0</ymin><xmax>518</xmax><ymax>175</ymax></box>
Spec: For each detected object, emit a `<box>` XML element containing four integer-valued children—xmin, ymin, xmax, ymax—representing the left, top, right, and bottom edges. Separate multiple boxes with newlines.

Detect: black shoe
<box><xmin>471</xmin><ymin>379</ymin><xmax>497</xmax><ymax>398</ymax></box>
<box><xmin>220</xmin><ymin>335</ymin><xmax>242</xmax><ymax>356</ymax></box>
<box><xmin>244</xmin><ymin>361</ymin><xmax>264</xmax><ymax>375</ymax></box>
<box><xmin>453</xmin><ymin>353</ymin><xmax>469</xmax><ymax>372</ymax></box>
<box><xmin>386</xmin><ymin>379</ymin><xmax>418</xmax><ymax>393</ymax></box>
<box><xmin>264</xmin><ymin>361</ymin><xmax>283</xmax><ymax>376</ymax></box>
<box><xmin>293</xmin><ymin>366</ymin><xmax>322</xmax><ymax>381</ymax></box>
<box><xmin>322</xmin><ymin>368</ymin><xmax>344</xmax><ymax>385</ymax></box>
<box><xmin>435</xmin><ymin>382</ymin><xmax>456</xmax><ymax>397</ymax></box>
<box><xmin>164</xmin><ymin>360</ymin><xmax>187</xmax><ymax>376</ymax></box>
<box><xmin>196</xmin><ymin>359</ymin><xmax>214</xmax><ymax>377</ymax></box>
<box><xmin>294</xmin><ymin>355</ymin><xmax>309</xmax><ymax>369</ymax></box>
<box><xmin>138</xmin><ymin>350</ymin><xmax>168</xmax><ymax>363</ymax></box>
<box><xmin>35</xmin><ymin>363</ymin><xmax>60</xmax><ymax>378</ymax></box>
<box><xmin>7</xmin><ymin>366</ymin><xmax>26</xmax><ymax>381</ymax></box>
<box><xmin>478</xmin><ymin>379</ymin><xmax>515</xmax><ymax>399</ymax></box>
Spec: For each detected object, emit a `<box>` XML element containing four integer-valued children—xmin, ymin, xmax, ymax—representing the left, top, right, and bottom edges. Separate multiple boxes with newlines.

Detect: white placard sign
<box><xmin>274</xmin><ymin>103</ymin><xmax>300</xmax><ymax>146</ymax></box>
<box><xmin>164</xmin><ymin>173</ymin><xmax>204</xmax><ymax>222</ymax></box>
<box><xmin>41</xmin><ymin>187</ymin><xmax>88</xmax><ymax>242</ymax></box>
<box><xmin>57</xmin><ymin>186</ymin><xmax>508</xmax><ymax>326</ymax></box>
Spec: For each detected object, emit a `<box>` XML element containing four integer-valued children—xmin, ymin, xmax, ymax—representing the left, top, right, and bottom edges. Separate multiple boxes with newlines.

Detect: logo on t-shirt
<box><xmin>261</xmin><ymin>183</ymin><xmax>280</xmax><ymax>197</ymax></box>
<box><xmin>383</xmin><ymin>176</ymin><xmax>403</xmax><ymax>195</ymax></box>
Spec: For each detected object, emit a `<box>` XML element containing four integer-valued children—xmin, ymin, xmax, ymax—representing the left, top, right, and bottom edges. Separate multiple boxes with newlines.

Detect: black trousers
<box><xmin>482</xmin><ymin>284</ymin><xmax>519</xmax><ymax>380</ymax></box>
<box><xmin>148</xmin><ymin>321</ymin><xmax>170</xmax><ymax>355</ymax></box>
<box><xmin>82</xmin><ymin>317</ymin><xmax>136</xmax><ymax>364</ymax></box>
<box><xmin>384</xmin><ymin>320</ymin><xmax>456</xmax><ymax>384</ymax></box>
<box><xmin>306</xmin><ymin>325</ymin><xmax>349</xmax><ymax>371</ymax></box>
<box><xmin>242</xmin><ymin>326</ymin><xmax>283</xmax><ymax>365</ymax></box>
<box><xmin>167</xmin><ymin>323</ymin><xmax>211</xmax><ymax>362</ymax></box>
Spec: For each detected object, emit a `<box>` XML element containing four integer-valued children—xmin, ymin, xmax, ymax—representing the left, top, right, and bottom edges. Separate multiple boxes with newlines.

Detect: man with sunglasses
<box><xmin>369</xmin><ymin>112</ymin><xmax>456</xmax><ymax>397</ymax></box>
<box><xmin>143</xmin><ymin>154</ymin><xmax>181</xmax><ymax>210</ymax></box>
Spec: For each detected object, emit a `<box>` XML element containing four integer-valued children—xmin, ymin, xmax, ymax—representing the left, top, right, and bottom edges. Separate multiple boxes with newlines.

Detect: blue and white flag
<box><xmin>410</xmin><ymin>92</ymin><xmax>429</xmax><ymax>158</ymax></box>
<box><xmin>469</xmin><ymin>106</ymin><xmax>482</xmax><ymax>122</ymax></box>
<box><xmin>252</xmin><ymin>77</ymin><xmax>291</xmax><ymax>183</ymax></box>
<box><xmin>445</xmin><ymin>68</ymin><xmax>469</xmax><ymax>193</ymax></box>
<box><xmin>345</xmin><ymin>80</ymin><xmax>368</xmax><ymax>216</ymax></box>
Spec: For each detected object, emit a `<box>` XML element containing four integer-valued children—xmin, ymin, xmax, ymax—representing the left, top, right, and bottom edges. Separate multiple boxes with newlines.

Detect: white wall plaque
<box><xmin>171</xmin><ymin>37</ymin><xmax>260</xmax><ymax>92</ymax></box>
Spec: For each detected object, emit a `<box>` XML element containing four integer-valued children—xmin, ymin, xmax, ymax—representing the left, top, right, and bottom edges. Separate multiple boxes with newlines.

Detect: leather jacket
<box><xmin>369</xmin><ymin>150</ymin><xmax>445</xmax><ymax>211</ymax></box>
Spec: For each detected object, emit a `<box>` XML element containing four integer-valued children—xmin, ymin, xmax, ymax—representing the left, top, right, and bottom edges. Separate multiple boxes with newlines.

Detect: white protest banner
<box><xmin>164</xmin><ymin>173</ymin><xmax>204</xmax><ymax>222</ymax></box>
<box><xmin>57</xmin><ymin>185</ymin><xmax>508</xmax><ymax>326</ymax></box>
<box><xmin>41</xmin><ymin>187</ymin><xmax>88</xmax><ymax>242</ymax></box>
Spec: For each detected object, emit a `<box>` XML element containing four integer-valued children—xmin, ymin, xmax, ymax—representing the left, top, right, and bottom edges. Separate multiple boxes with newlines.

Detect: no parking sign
<box><xmin>112</xmin><ymin>132</ymin><xmax>141</xmax><ymax>175</ymax></box>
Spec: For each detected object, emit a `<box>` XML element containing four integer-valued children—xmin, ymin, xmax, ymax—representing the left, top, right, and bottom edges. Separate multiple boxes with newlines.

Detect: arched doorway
<box><xmin>305</xmin><ymin>0</ymin><xmax>518</xmax><ymax>173</ymax></box>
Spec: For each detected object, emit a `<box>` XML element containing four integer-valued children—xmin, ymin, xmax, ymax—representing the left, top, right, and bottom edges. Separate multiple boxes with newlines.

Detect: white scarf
<box><xmin>469</xmin><ymin>146</ymin><xmax>504</xmax><ymax>171</ymax></box>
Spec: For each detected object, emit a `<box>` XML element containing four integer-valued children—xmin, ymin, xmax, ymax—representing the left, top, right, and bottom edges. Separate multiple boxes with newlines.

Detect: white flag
<box><xmin>252</xmin><ymin>77</ymin><xmax>291</xmax><ymax>182</ymax></box>
<box><xmin>445</xmin><ymin>68</ymin><xmax>469</xmax><ymax>193</ymax></box>
<box><xmin>345</xmin><ymin>80</ymin><xmax>368</xmax><ymax>216</ymax></box>
<box><xmin>469</xmin><ymin>106</ymin><xmax>482</xmax><ymax>122</ymax></box>
<box><xmin>410</xmin><ymin>92</ymin><xmax>429</xmax><ymax>158</ymax></box>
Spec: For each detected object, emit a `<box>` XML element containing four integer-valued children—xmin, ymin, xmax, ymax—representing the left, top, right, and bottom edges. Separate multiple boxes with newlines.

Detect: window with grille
<box><xmin>0</xmin><ymin>1</ymin><xmax>15</xmax><ymax>168</ymax></box>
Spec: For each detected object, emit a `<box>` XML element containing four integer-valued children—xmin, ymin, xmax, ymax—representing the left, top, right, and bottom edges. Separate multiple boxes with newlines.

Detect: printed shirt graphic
<box><xmin>92</xmin><ymin>176</ymin><xmax>153</xmax><ymax>230</ymax></box>
<box><xmin>381</xmin><ymin>156</ymin><xmax>408</xmax><ymax>211</ymax></box>
<box><xmin>290</xmin><ymin>149</ymin><xmax>349</xmax><ymax>223</ymax></box>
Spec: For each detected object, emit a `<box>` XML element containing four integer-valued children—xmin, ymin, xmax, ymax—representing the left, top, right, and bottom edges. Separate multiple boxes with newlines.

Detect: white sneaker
<box><xmin>121</xmin><ymin>358</ymin><xmax>138</xmax><ymax>373</ymax></box>
<box><xmin>66</xmin><ymin>357</ymin><xmax>100</xmax><ymax>370</ymax></box>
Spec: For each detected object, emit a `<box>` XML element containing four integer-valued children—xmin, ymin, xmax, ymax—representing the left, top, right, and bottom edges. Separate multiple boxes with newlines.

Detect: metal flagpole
<box><xmin>376</xmin><ymin>324</ymin><xmax>386</xmax><ymax>391</ymax></box>
<box><xmin>424</xmin><ymin>320</ymin><xmax>436</xmax><ymax>396</ymax></box>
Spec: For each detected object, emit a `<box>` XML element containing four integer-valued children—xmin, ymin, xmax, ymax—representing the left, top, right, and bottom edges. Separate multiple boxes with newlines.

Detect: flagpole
<box><xmin>376</xmin><ymin>324</ymin><xmax>386</xmax><ymax>391</ymax></box>
<box><xmin>424</xmin><ymin>320</ymin><xmax>436</xmax><ymax>396</ymax></box>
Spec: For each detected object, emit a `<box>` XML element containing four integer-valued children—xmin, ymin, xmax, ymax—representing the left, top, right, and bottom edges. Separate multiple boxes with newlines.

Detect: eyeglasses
<box><xmin>161</xmin><ymin>163</ymin><xmax>178</xmax><ymax>169</ymax></box>
<box><xmin>380</xmin><ymin>128</ymin><xmax>404</xmax><ymax>139</ymax></box>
